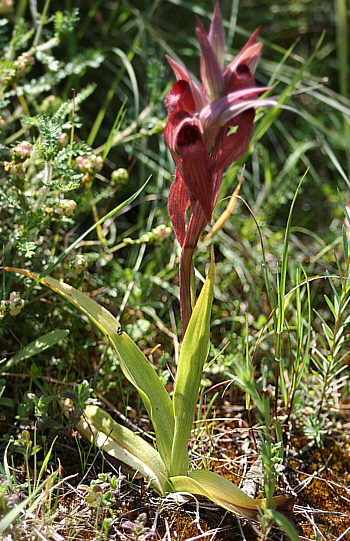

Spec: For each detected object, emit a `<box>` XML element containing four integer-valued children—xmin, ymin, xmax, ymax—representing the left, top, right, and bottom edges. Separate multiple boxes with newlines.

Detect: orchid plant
<box><xmin>164</xmin><ymin>3</ymin><xmax>276</xmax><ymax>335</ymax></box>
<box><xmin>5</xmin><ymin>3</ymin><xmax>297</xmax><ymax>534</ymax></box>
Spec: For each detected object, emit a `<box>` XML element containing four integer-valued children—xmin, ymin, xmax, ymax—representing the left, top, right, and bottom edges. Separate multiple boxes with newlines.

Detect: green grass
<box><xmin>0</xmin><ymin>0</ymin><xmax>349</xmax><ymax>539</ymax></box>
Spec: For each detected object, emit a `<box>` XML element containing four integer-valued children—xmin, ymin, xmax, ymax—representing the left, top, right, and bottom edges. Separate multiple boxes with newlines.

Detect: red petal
<box><xmin>200</xmin><ymin>87</ymin><xmax>271</xmax><ymax>130</ymax></box>
<box><xmin>174</xmin><ymin>119</ymin><xmax>213</xmax><ymax>222</ymax></box>
<box><xmin>166</xmin><ymin>55</ymin><xmax>207</xmax><ymax>111</ymax></box>
<box><xmin>165</xmin><ymin>80</ymin><xmax>197</xmax><ymax>117</ymax></box>
<box><xmin>212</xmin><ymin>110</ymin><xmax>255</xmax><ymax>172</ymax></box>
<box><xmin>164</xmin><ymin>105</ymin><xmax>188</xmax><ymax>165</ymax></box>
<box><xmin>208</xmin><ymin>2</ymin><xmax>225</xmax><ymax>69</ymax></box>
<box><xmin>224</xmin><ymin>38</ymin><xmax>263</xmax><ymax>92</ymax></box>
<box><xmin>225</xmin><ymin>63</ymin><xmax>256</xmax><ymax>94</ymax></box>
<box><xmin>168</xmin><ymin>169</ymin><xmax>191</xmax><ymax>247</ymax></box>
<box><xmin>165</xmin><ymin>54</ymin><xmax>191</xmax><ymax>82</ymax></box>
<box><xmin>196</xmin><ymin>18</ymin><xmax>225</xmax><ymax>102</ymax></box>
<box><xmin>225</xmin><ymin>28</ymin><xmax>261</xmax><ymax>74</ymax></box>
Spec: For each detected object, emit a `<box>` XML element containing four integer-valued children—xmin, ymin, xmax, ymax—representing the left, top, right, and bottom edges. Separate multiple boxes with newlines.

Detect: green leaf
<box><xmin>277</xmin><ymin>173</ymin><xmax>307</xmax><ymax>336</ymax></box>
<box><xmin>277</xmin><ymin>173</ymin><xmax>307</xmax><ymax>406</ymax></box>
<box><xmin>170</xmin><ymin>470</ymin><xmax>295</xmax><ymax>522</ymax></box>
<box><xmin>2</xmin><ymin>330</ymin><xmax>69</xmax><ymax>369</ymax></box>
<box><xmin>0</xmin><ymin>476</ymin><xmax>49</xmax><ymax>533</ymax></box>
<box><xmin>342</xmin><ymin>225</ymin><xmax>349</xmax><ymax>264</ymax></box>
<box><xmin>36</xmin><ymin>437</ymin><xmax>58</xmax><ymax>488</ymax></box>
<box><xmin>264</xmin><ymin>509</ymin><xmax>300</xmax><ymax>541</ymax></box>
<box><xmin>110</xmin><ymin>332</ymin><xmax>175</xmax><ymax>470</ymax></box>
<box><xmin>170</xmin><ymin>469</ymin><xmax>265</xmax><ymax>520</ymax></box>
<box><xmin>112</xmin><ymin>48</ymin><xmax>139</xmax><ymax>120</ymax></box>
<box><xmin>324</xmin><ymin>295</ymin><xmax>337</xmax><ymax>320</ymax></box>
<box><xmin>170</xmin><ymin>249</ymin><xmax>215</xmax><ymax>477</ymax></box>
<box><xmin>338</xmin><ymin>188</ymin><xmax>350</xmax><ymax>227</ymax></box>
<box><xmin>5</xmin><ymin>267</ymin><xmax>175</xmax><ymax>472</ymax></box>
<box><xmin>0</xmin><ymin>398</ymin><xmax>13</xmax><ymax>407</ymax></box>
<box><xmin>78</xmin><ymin>405</ymin><xmax>168</xmax><ymax>494</ymax></box>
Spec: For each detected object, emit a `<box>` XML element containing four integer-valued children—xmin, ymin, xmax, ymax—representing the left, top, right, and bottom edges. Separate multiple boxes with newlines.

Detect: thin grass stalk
<box><xmin>276</xmin><ymin>176</ymin><xmax>306</xmax><ymax>409</ymax></box>
<box><xmin>87</xmin><ymin>31</ymin><xmax>143</xmax><ymax>147</ymax></box>
<box><xmin>286</xmin><ymin>266</ymin><xmax>312</xmax><ymax>424</ymax></box>
<box><xmin>33</xmin><ymin>0</ymin><xmax>51</xmax><ymax>48</ymax></box>
<box><xmin>335</xmin><ymin>0</ymin><xmax>350</xmax><ymax>154</ymax></box>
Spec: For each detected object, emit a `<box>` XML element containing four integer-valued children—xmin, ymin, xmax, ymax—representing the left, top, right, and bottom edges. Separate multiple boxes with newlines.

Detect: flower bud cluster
<box><xmin>4</xmin><ymin>161</ymin><xmax>25</xmax><ymax>183</ymax></box>
<box><xmin>67</xmin><ymin>255</ymin><xmax>87</xmax><ymax>279</ymax></box>
<box><xmin>74</xmin><ymin>154</ymin><xmax>103</xmax><ymax>185</ymax></box>
<box><xmin>0</xmin><ymin>0</ymin><xmax>13</xmax><ymax>15</ymax></box>
<box><xmin>44</xmin><ymin>199</ymin><xmax>77</xmax><ymax>219</ymax></box>
<box><xmin>4</xmin><ymin>141</ymin><xmax>32</xmax><ymax>187</ymax></box>
<box><xmin>58</xmin><ymin>133</ymin><xmax>69</xmax><ymax>148</ymax></box>
<box><xmin>0</xmin><ymin>292</ymin><xmax>25</xmax><ymax>318</ymax></box>
<box><xmin>12</xmin><ymin>141</ymin><xmax>32</xmax><ymax>162</ymax></box>
<box><xmin>5</xmin><ymin>53</ymin><xmax>34</xmax><ymax>85</ymax></box>
<box><xmin>124</xmin><ymin>224</ymin><xmax>172</xmax><ymax>247</ymax></box>
<box><xmin>151</xmin><ymin>224</ymin><xmax>172</xmax><ymax>244</ymax></box>
<box><xmin>110</xmin><ymin>168</ymin><xmax>129</xmax><ymax>186</ymax></box>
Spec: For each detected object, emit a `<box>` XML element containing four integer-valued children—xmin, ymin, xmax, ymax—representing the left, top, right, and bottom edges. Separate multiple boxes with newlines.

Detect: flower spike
<box><xmin>164</xmin><ymin>5</ymin><xmax>276</xmax><ymax>334</ymax></box>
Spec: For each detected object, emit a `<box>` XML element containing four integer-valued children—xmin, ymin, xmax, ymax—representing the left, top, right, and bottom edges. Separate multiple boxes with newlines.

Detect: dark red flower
<box><xmin>164</xmin><ymin>3</ymin><xmax>276</xmax><ymax>334</ymax></box>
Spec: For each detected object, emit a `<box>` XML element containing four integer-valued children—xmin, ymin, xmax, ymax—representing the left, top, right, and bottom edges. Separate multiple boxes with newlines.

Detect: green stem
<box><xmin>26</xmin><ymin>447</ymin><xmax>31</xmax><ymax>498</ymax></box>
<box><xmin>33</xmin><ymin>0</ymin><xmax>51</xmax><ymax>48</ymax></box>
<box><xmin>34</xmin><ymin>161</ymin><xmax>52</xmax><ymax>213</ymax></box>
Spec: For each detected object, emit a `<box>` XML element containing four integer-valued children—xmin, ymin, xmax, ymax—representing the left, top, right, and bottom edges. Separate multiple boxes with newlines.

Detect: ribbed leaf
<box><xmin>170</xmin><ymin>469</ymin><xmax>294</xmax><ymax>521</ymax></box>
<box><xmin>170</xmin><ymin>249</ymin><xmax>215</xmax><ymax>476</ymax></box>
<box><xmin>5</xmin><ymin>268</ymin><xmax>175</xmax><ymax>471</ymax></box>
<box><xmin>110</xmin><ymin>332</ymin><xmax>175</xmax><ymax>469</ymax></box>
<box><xmin>77</xmin><ymin>405</ymin><xmax>168</xmax><ymax>494</ymax></box>
<box><xmin>170</xmin><ymin>470</ymin><xmax>265</xmax><ymax>519</ymax></box>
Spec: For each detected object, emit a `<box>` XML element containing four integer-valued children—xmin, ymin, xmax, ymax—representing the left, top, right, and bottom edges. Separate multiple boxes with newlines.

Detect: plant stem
<box><xmin>33</xmin><ymin>0</ymin><xmax>51</xmax><ymax>48</ymax></box>
<box><xmin>34</xmin><ymin>161</ymin><xmax>52</xmax><ymax>213</ymax></box>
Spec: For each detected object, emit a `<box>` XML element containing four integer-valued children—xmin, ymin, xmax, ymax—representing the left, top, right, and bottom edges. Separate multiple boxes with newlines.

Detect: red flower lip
<box><xmin>165</xmin><ymin>5</ymin><xmax>276</xmax><ymax>245</ymax></box>
<box><xmin>199</xmin><ymin>87</ymin><xmax>274</xmax><ymax>130</ymax></box>
<box><xmin>164</xmin><ymin>2</ymin><xmax>277</xmax><ymax>333</ymax></box>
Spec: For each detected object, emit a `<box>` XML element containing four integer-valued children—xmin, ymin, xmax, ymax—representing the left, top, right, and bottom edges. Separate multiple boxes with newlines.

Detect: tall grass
<box><xmin>0</xmin><ymin>0</ymin><xmax>349</xmax><ymax>538</ymax></box>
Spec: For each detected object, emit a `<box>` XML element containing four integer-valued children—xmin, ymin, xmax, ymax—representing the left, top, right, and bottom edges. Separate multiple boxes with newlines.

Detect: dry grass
<box><xmin>2</xmin><ymin>399</ymin><xmax>350</xmax><ymax>541</ymax></box>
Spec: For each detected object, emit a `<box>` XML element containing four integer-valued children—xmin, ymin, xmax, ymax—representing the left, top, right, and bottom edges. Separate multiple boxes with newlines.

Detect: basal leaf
<box><xmin>5</xmin><ymin>268</ymin><xmax>175</xmax><ymax>471</ymax></box>
<box><xmin>170</xmin><ymin>470</ymin><xmax>264</xmax><ymax>520</ymax></box>
<box><xmin>110</xmin><ymin>332</ymin><xmax>175</xmax><ymax>470</ymax></box>
<box><xmin>170</xmin><ymin>469</ymin><xmax>295</xmax><ymax>521</ymax></box>
<box><xmin>77</xmin><ymin>405</ymin><xmax>168</xmax><ymax>494</ymax></box>
<box><xmin>170</xmin><ymin>249</ymin><xmax>215</xmax><ymax>476</ymax></box>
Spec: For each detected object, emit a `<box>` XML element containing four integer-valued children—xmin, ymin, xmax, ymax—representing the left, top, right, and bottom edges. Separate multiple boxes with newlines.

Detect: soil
<box><xmin>2</xmin><ymin>400</ymin><xmax>350</xmax><ymax>540</ymax></box>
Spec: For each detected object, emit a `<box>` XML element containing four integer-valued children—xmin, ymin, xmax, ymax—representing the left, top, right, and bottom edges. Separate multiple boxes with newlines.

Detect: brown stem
<box><xmin>179</xmin><ymin>203</ymin><xmax>207</xmax><ymax>337</ymax></box>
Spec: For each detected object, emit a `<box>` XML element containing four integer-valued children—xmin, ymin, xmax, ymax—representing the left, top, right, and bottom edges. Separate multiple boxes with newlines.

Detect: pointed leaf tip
<box><xmin>208</xmin><ymin>2</ymin><xmax>225</xmax><ymax>69</ymax></box>
<box><xmin>196</xmin><ymin>18</ymin><xmax>224</xmax><ymax>103</ymax></box>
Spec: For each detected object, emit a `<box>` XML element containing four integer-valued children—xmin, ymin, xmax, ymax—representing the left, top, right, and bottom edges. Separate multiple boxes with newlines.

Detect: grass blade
<box><xmin>4</xmin><ymin>268</ymin><xmax>175</xmax><ymax>471</ymax></box>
